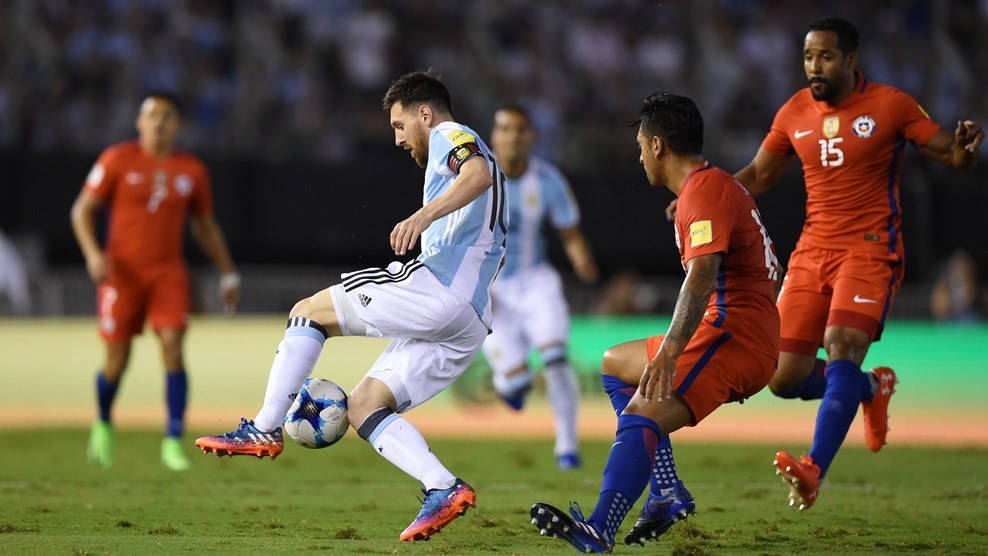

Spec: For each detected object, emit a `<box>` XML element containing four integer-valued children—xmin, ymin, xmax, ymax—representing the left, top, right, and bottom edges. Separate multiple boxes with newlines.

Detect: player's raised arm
<box><xmin>734</xmin><ymin>146</ymin><xmax>791</xmax><ymax>197</ymax></box>
<box><xmin>557</xmin><ymin>226</ymin><xmax>599</xmax><ymax>284</ymax></box>
<box><xmin>916</xmin><ymin>120</ymin><xmax>984</xmax><ymax>170</ymax></box>
<box><xmin>640</xmin><ymin>252</ymin><xmax>722</xmax><ymax>402</ymax></box>
<box><xmin>391</xmin><ymin>155</ymin><xmax>493</xmax><ymax>256</ymax></box>
<box><xmin>70</xmin><ymin>190</ymin><xmax>108</xmax><ymax>283</ymax></box>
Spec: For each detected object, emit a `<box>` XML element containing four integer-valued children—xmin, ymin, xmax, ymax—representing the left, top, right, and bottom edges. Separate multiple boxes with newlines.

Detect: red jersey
<box><xmin>761</xmin><ymin>72</ymin><xmax>940</xmax><ymax>254</ymax></box>
<box><xmin>675</xmin><ymin>163</ymin><xmax>780</xmax><ymax>354</ymax></box>
<box><xmin>83</xmin><ymin>141</ymin><xmax>213</xmax><ymax>270</ymax></box>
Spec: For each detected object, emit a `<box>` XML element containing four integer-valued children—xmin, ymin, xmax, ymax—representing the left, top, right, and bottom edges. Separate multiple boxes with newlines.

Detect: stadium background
<box><xmin>0</xmin><ymin>0</ymin><xmax>986</xmax><ymax>446</ymax></box>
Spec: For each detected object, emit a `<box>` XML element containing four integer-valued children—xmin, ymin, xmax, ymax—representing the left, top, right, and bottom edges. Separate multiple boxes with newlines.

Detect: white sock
<box><xmin>492</xmin><ymin>369</ymin><xmax>532</xmax><ymax>396</ymax></box>
<box><xmin>372</xmin><ymin>417</ymin><xmax>456</xmax><ymax>491</ymax></box>
<box><xmin>252</xmin><ymin>331</ymin><xmax>325</xmax><ymax>431</ymax></box>
<box><xmin>543</xmin><ymin>360</ymin><xmax>579</xmax><ymax>456</ymax></box>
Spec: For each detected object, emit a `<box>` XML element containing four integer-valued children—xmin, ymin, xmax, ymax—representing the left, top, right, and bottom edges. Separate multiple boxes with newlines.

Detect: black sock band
<box><xmin>357</xmin><ymin>407</ymin><xmax>395</xmax><ymax>441</ymax></box>
<box><xmin>286</xmin><ymin>316</ymin><xmax>328</xmax><ymax>339</ymax></box>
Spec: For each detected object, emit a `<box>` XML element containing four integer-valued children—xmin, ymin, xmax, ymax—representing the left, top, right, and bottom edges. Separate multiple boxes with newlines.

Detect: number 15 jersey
<box><xmin>761</xmin><ymin>72</ymin><xmax>940</xmax><ymax>255</ymax></box>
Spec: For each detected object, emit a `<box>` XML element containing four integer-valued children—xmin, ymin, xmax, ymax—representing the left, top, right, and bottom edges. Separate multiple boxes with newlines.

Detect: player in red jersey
<box><xmin>727</xmin><ymin>17</ymin><xmax>982</xmax><ymax>510</ymax></box>
<box><xmin>70</xmin><ymin>92</ymin><xmax>240</xmax><ymax>471</ymax></box>
<box><xmin>531</xmin><ymin>92</ymin><xmax>782</xmax><ymax>552</ymax></box>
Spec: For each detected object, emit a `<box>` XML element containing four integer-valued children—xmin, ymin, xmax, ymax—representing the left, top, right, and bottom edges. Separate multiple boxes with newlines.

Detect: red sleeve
<box><xmin>761</xmin><ymin>101</ymin><xmax>795</xmax><ymax>157</ymax></box>
<box><xmin>191</xmin><ymin>160</ymin><xmax>214</xmax><ymax>215</ymax></box>
<box><xmin>83</xmin><ymin>147</ymin><xmax>122</xmax><ymax>202</ymax></box>
<box><xmin>884</xmin><ymin>88</ymin><xmax>941</xmax><ymax>147</ymax></box>
<box><xmin>676</xmin><ymin>175</ymin><xmax>735</xmax><ymax>263</ymax></box>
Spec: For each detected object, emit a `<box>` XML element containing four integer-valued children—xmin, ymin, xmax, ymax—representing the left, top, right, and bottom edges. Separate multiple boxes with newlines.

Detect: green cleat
<box><xmin>161</xmin><ymin>437</ymin><xmax>191</xmax><ymax>471</ymax></box>
<box><xmin>87</xmin><ymin>420</ymin><xmax>114</xmax><ymax>470</ymax></box>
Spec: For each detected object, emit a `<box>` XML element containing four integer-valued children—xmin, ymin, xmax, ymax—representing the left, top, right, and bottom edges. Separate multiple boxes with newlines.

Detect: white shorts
<box><xmin>329</xmin><ymin>260</ymin><xmax>488</xmax><ymax>413</ymax></box>
<box><xmin>482</xmin><ymin>264</ymin><xmax>570</xmax><ymax>375</ymax></box>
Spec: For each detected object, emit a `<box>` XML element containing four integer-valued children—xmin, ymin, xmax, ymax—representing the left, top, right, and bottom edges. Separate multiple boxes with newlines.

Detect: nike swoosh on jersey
<box><xmin>794</xmin><ymin>129</ymin><xmax>814</xmax><ymax>138</ymax></box>
<box><xmin>853</xmin><ymin>295</ymin><xmax>878</xmax><ymax>304</ymax></box>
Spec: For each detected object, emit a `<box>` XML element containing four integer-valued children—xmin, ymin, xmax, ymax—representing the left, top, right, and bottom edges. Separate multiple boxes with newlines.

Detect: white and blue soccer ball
<box><xmin>284</xmin><ymin>378</ymin><xmax>349</xmax><ymax>449</ymax></box>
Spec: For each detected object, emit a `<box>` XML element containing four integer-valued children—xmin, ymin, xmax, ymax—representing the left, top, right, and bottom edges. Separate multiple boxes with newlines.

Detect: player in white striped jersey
<box><xmin>484</xmin><ymin>105</ymin><xmax>598</xmax><ymax>470</ymax></box>
<box><xmin>196</xmin><ymin>71</ymin><xmax>507</xmax><ymax>542</ymax></box>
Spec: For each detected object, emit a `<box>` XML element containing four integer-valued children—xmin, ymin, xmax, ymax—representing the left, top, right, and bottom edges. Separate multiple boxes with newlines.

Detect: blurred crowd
<box><xmin>2</xmin><ymin>0</ymin><xmax>987</xmax><ymax>171</ymax></box>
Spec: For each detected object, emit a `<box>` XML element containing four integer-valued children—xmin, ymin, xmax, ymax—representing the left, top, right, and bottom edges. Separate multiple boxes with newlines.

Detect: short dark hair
<box><xmin>637</xmin><ymin>92</ymin><xmax>704</xmax><ymax>156</ymax></box>
<box><xmin>807</xmin><ymin>17</ymin><xmax>859</xmax><ymax>54</ymax></box>
<box><xmin>143</xmin><ymin>91</ymin><xmax>183</xmax><ymax>116</ymax></box>
<box><xmin>495</xmin><ymin>103</ymin><xmax>532</xmax><ymax>125</ymax></box>
<box><xmin>382</xmin><ymin>70</ymin><xmax>452</xmax><ymax>114</ymax></box>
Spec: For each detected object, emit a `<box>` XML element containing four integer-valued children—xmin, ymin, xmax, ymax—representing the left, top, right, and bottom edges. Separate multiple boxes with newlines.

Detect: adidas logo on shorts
<box><xmin>357</xmin><ymin>293</ymin><xmax>372</xmax><ymax>307</ymax></box>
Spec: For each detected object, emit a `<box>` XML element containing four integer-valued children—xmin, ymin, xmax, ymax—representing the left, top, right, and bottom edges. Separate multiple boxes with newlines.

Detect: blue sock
<box><xmin>775</xmin><ymin>358</ymin><xmax>828</xmax><ymax>400</ymax></box>
<box><xmin>165</xmin><ymin>369</ymin><xmax>188</xmax><ymax>438</ymax></box>
<box><xmin>588</xmin><ymin>413</ymin><xmax>659</xmax><ymax>543</ymax></box>
<box><xmin>649</xmin><ymin>435</ymin><xmax>681</xmax><ymax>497</ymax></box>
<box><xmin>808</xmin><ymin>360</ymin><xmax>870</xmax><ymax>479</ymax></box>
<box><xmin>96</xmin><ymin>371</ymin><xmax>119</xmax><ymax>423</ymax></box>
<box><xmin>601</xmin><ymin>374</ymin><xmax>636</xmax><ymax>417</ymax></box>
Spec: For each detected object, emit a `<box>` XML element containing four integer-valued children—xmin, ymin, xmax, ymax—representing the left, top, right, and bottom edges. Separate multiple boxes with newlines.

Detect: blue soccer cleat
<box><xmin>557</xmin><ymin>452</ymin><xmax>582</xmax><ymax>470</ymax></box>
<box><xmin>623</xmin><ymin>480</ymin><xmax>696</xmax><ymax>546</ymax></box>
<box><xmin>195</xmin><ymin>417</ymin><xmax>284</xmax><ymax>459</ymax></box>
<box><xmin>530</xmin><ymin>501</ymin><xmax>613</xmax><ymax>553</ymax></box>
<box><xmin>400</xmin><ymin>478</ymin><xmax>476</xmax><ymax>541</ymax></box>
<box><xmin>494</xmin><ymin>371</ymin><xmax>533</xmax><ymax>411</ymax></box>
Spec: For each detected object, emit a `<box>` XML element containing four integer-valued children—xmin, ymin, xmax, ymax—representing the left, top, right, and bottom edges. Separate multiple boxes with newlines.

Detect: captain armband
<box><xmin>445</xmin><ymin>142</ymin><xmax>482</xmax><ymax>174</ymax></box>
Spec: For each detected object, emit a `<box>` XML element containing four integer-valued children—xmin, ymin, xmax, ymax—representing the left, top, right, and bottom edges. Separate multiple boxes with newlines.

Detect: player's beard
<box><xmin>809</xmin><ymin>78</ymin><xmax>838</xmax><ymax>102</ymax></box>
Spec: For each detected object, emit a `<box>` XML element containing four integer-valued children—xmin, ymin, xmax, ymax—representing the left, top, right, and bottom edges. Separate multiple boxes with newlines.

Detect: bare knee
<box><xmin>347</xmin><ymin>377</ymin><xmax>397</xmax><ymax>432</ymax></box>
<box><xmin>157</xmin><ymin>328</ymin><xmax>185</xmax><ymax>370</ymax></box>
<box><xmin>823</xmin><ymin>326</ymin><xmax>871</xmax><ymax>365</ymax></box>
<box><xmin>103</xmin><ymin>342</ymin><xmax>132</xmax><ymax>381</ymax></box>
<box><xmin>290</xmin><ymin>290</ymin><xmax>343</xmax><ymax>337</ymax></box>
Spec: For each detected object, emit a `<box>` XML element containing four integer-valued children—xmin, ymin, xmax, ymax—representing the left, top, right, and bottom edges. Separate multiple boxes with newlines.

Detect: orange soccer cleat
<box><xmin>862</xmin><ymin>367</ymin><xmax>898</xmax><ymax>452</ymax></box>
<box><xmin>195</xmin><ymin>418</ymin><xmax>284</xmax><ymax>459</ymax></box>
<box><xmin>400</xmin><ymin>479</ymin><xmax>476</xmax><ymax>541</ymax></box>
<box><xmin>773</xmin><ymin>450</ymin><xmax>821</xmax><ymax>511</ymax></box>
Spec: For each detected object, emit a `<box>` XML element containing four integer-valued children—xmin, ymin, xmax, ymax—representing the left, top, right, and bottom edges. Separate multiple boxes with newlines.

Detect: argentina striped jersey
<box><xmin>418</xmin><ymin>121</ymin><xmax>507</xmax><ymax>328</ymax></box>
<box><xmin>499</xmin><ymin>157</ymin><xmax>580</xmax><ymax>279</ymax></box>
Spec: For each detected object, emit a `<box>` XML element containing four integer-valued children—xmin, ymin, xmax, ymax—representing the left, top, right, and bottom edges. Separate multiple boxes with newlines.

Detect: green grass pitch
<box><xmin>1</xmin><ymin>431</ymin><xmax>986</xmax><ymax>554</ymax></box>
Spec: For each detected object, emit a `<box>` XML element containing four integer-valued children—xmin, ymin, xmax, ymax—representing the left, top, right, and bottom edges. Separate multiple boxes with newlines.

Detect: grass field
<box><xmin>1</xmin><ymin>316</ymin><xmax>986</xmax><ymax>554</ymax></box>
<box><xmin>1</xmin><ymin>432</ymin><xmax>987</xmax><ymax>555</ymax></box>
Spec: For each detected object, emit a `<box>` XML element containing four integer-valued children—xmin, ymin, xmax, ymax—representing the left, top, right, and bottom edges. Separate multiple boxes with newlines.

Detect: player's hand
<box><xmin>85</xmin><ymin>253</ymin><xmax>109</xmax><ymax>283</ymax></box>
<box><xmin>956</xmin><ymin>120</ymin><xmax>984</xmax><ymax>153</ymax></box>
<box><xmin>639</xmin><ymin>350</ymin><xmax>677</xmax><ymax>403</ymax></box>
<box><xmin>219</xmin><ymin>272</ymin><xmax>241</xmax><ymax>315</ymax></box>
<box><xmin>391</xmin><ymin>209</ymin><xmax>433</xmax><ymax>256</ymax></box>
<box><xmin>665</xmin><ymin>198</ymin><xmax>678</xmax><ymax>222</ymax></box>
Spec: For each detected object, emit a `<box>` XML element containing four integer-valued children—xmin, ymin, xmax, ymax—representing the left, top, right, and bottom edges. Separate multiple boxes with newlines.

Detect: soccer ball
<box><xmin>284</xmin><ymin>378</ymin><xmax>349</xmax><ymax>449</ymax></box>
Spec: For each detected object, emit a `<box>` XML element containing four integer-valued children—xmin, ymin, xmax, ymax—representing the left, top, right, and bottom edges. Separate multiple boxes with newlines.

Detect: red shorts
<box><xmin>777</xmin><ymin>244</ymin><xmax>903</xmax><ymax>356</ymax></box>
<box><xmin>97</xmin><ymin>265</ymin><xmax>190</xmax><ymax>342</ymax></box>
<box><xmin>646</xmin><ymin>325</ymin><xmax>777</xmax><ymax>425</ymax></box>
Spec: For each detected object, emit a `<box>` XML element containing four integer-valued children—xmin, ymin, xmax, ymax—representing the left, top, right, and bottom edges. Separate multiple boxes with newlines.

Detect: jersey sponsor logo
<box><xmin>794</xmin><ymin>129</ymin><xmax>814</xmax><ymax>139</ymax></box>
<box><xmin>823</xmin><ymin>116</ymin><xmax>840</xmax><ymax>139</ymax></box>
<box><xmin>852</xmin><ymin>116</ymin><xmax>876</xmax><ymax>138</ymax></box>
<box><xmin>445</xmin><ymin>129</ymin><xmax>476</xmax><ymax>146</ymax></box>
<box><xmin>86</xmin><ymin>164</ymin><xmax>106</xmax><ymax>188</ymax></box>
<box><xmin>125</xmin><ymin>172</ymin><xmax>144</xmax><ymax>184</ymax></box>
<box><xmin>689</xmin><ymin>220</ymin><xmax>712</xmax><ymax>247</ymax></box>
<box><xmin>174</xmin><ymin>174</ymin><xmax>193</xmax><ymax>196</ymax></box>
<box><xmin>853</xmin><ymin>294</ymin><xmax>878</xmax><ymax>304</ymax></box>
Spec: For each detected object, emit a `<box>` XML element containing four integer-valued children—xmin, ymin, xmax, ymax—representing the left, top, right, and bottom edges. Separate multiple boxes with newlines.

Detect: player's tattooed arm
<box><xmin>640</xmin><ymin>252</ymin><xmax>721</xmax><ymax>402</ymax></box>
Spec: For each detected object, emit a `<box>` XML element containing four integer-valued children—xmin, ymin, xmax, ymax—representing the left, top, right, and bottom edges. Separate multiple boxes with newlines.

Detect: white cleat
<box><xmin>531</xmin><ymin>518</ymin><xmax>538</xmax><ymax>525</ymax></box>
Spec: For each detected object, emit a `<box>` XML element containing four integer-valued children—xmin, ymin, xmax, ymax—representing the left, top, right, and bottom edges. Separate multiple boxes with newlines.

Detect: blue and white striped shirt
<box><xmin>499</xmin><ymin>157</ymin><xmax>579</xmax><ymax>279</ymax></box>
<box><xmin>418</xmin><ymin>121</ymin><xmax>507</xmax><ymax>328</ymax></box>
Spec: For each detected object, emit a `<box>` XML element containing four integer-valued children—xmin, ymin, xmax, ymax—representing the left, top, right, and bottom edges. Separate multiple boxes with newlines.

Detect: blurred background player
<box><xmin>531</xmin><ymin>92</ymin><xmax>781</xmax><ymax>552</ymax></box>
<box><xmin>724</xmin><ymin>17</ymin><xmax>983</xmax><ymax>509</ymax></box>
<box><xmin>70</xmin><ymin>92</ymin><xmax>240</xmax><ymax>471</ymax></box>
<box><xmin>195</xmin><ymin>71</ymin><xmax>506</xmax><ymax>542</ymax></box>
<box><xmin>484</xmin><ymin>104</ymin><xmax>599</xmax><ymax>470</ymax></box>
